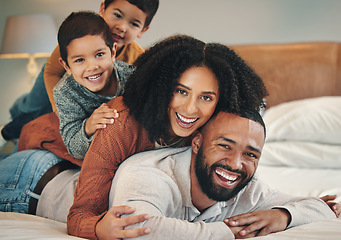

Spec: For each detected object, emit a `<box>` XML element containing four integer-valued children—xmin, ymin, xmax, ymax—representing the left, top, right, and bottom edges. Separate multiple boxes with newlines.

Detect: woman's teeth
<box><xmin>176</xmin><ymin>113</ymin><xmax>198</xmax><ymax>124</ymax></box>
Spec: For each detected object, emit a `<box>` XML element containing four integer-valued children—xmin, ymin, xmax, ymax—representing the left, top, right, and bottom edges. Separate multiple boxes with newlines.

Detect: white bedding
<box><xmin>1</xmin><ymin>97</ymin><xmax>340</xmax><ymax>239</ymax></box>
<box><xmin>0</xmin><ymin>212</ymin><xmax>340</xmax><ymax>240</ymax></box>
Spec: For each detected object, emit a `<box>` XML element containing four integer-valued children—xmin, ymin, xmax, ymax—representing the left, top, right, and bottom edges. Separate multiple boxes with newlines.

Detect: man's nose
<box><xmin>225</xmin><ymin>153</ymin><xmax>242</xmax><ymax>170</ymax></box>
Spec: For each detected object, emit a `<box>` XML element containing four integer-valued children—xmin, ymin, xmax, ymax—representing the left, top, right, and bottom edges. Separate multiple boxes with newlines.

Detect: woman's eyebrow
<box><xmin>177</xmin><ymin>83</ymin><xmax>191</xmax><ymax>90</ymax></box>
<box><xmin>176</xmin><ymin>83</ymin><xmax>217</xmax><ymax>95</ymax></box>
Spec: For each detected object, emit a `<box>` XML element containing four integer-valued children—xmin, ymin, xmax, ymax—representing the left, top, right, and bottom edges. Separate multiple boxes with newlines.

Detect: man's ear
<box><xmin>137</xmin><ymin>26</ymin><xmax>150</xmax><ymax>39</ymax></box>
<box><xmin>59</xmin><ymin>58</ymin><xmax>72</xmax><ymax>76</ymax></box>
<box><xmin>192</xmin><ymin>131</ymin><xmax>203</xmax><ymax>154</ymax></box>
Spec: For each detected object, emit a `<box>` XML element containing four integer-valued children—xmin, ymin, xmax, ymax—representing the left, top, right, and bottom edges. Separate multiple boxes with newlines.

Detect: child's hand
<box><xmin>320</xmin><ymin>195</ymin><xmax>340</xmax><ymax>218</ymax></box>
<box><xmin>224</xmin><ymin>209</ymin><xmax>290</xmax><ymax>238</ymax></box>
<box><xmin>95</xmin><ymin>205</ymin><xmax>150</xmax><ymax>240</ymax></box>
<box><xmin>85</xmin><ymin>103</ymin><xmax>119</xmax><ymax>137</ymax></box>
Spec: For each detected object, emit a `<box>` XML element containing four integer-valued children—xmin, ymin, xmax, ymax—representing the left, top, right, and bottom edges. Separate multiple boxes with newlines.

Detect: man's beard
<box><xmin>194</xmin><ymin>147</ymin><xmax>253</xmax><ymax>202</ymax></box>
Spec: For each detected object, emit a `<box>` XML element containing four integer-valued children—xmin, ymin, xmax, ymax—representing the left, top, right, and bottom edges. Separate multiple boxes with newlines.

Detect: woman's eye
<box><xmin>74</xmin><ymin>58</ymin><xmax>84</xmax><ymax>63</ymax></box>
<box><xmin>201</xmin><ymin>95</ymin><xmax>213</xmax><ymax>101</ymax></box>
<box><xmin>176</xmin><ymin>89</ymin><xmax>187</xmax><ymax>95</ymax></box>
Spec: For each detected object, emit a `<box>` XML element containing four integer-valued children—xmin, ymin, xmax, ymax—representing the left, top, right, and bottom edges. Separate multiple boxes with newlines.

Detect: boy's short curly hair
<box><xmin>58</xmin><ymin>11</ymin><xmax>114</xmax><ymax>66</ymax></box>
<box><xmin>123</xmin><ymin>35</ymin><xmax>268</xmax><ymax>142</ymax></box>
<box><xmin>104</xmin><ymin>0</ymin><xmax>159</xmax><ymax>28</ymax></box>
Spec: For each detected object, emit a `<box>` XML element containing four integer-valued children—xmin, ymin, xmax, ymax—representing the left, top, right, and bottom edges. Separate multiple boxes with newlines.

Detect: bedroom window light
<box><xmin>0</xmin><ymin>13</ymin><xmax>57</xmax><ymax>82</ymax></box>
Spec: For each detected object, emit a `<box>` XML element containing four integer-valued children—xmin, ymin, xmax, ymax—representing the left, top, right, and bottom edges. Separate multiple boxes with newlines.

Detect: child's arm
<box><xmin>44</xmin><ymin>45</ymin><xmax>66</xmax><ymax>112</ymax></box>
<box><xmin>85</xmin><ymin>103</ymin><xmax>118</xmax><ymax>137</ymax></box>
<box><xmin>53</xmin><ymin>76</ymin><xmax>117</xmax><ymax>159</ymax></box>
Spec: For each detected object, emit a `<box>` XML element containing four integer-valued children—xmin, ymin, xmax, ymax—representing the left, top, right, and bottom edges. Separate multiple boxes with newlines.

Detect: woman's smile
<box><xmin>168</xmin><ymin>66</ymin><xmax>219</xmax><ymax>138</ymax></box>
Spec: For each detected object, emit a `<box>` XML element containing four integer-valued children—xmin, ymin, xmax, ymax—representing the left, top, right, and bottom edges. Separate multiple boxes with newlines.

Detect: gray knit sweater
<box><xmin>53</xmin><ymin>60</ymin><xmax>134</xmax><ymax>159</ymax></box>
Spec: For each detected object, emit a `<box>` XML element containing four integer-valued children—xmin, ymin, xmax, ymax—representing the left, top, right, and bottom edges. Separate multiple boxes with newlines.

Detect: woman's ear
<box><xmin>192</xmin><ymin>131</ymin><xmax>203</xmax><ymax>154</ymax></box>
<box><xmin>59</xmin><ymin>58</ymin><xmax>72</xmax><ymax>76</ymax></box>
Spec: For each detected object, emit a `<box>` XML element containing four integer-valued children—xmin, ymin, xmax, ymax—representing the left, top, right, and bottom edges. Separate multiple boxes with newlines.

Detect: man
<box><xmin>109</xmin><ymin>108</ymin><xmax>336</xmax><ymax>239</ymax></box>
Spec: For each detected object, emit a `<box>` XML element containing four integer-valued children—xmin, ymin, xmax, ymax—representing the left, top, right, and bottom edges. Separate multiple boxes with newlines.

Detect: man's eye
<box><xmin>246</xmin><ymin>152</ymin><xmax>258</xmax><ymax>159</ymax></box>
<box><xmin>218</xmin><ymin>144</ymin><xmax>230</xmax><ymax>149</ymax></box>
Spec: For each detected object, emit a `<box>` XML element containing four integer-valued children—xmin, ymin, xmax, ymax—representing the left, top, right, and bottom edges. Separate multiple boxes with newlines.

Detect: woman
<box><xmin>62</xmin><ymin>35</ymin><xmax>268</xmax><ymax>239</ymax></box>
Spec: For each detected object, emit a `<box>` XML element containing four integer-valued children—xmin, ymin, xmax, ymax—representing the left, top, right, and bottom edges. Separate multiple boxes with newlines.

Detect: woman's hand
<box><xmin>85</xmin><ymin>103</ymin><xmax>119</xmax><ymax>137</ymax></box>
<box><xmin>95</xmin><ymin>205</ymin><xmax>150</xmax><ymax>240</ymax></box>
<box><xmin>320</xmin><ymin>195</ymin><xmax>340</xmax><ymax>218</ymax></box>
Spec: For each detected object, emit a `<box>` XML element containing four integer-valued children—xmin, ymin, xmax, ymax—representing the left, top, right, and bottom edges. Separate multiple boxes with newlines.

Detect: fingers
<box><xmin>331</xmin><ymin>203</ymin><xmax>341</xmax><ymax>218</ymax></box>
<box><xmin>110</xmin><ymin>205</ymin><xmax>137</xmax><ymax>217</ymax></box>
<box><xmin>116</xmin><ymin>227</ymin><xmax>151</xmax><ymax>239</ymax></box>
<box><xmin>109</xmin><ymin>206</ymin><xmax>150</xmax><ymax>227</ymax></box>
<box><xmin>96</xmin><ymin>206</ymin><xmax>150</xmax><ymax>240</ymax></box>
<box><xmin>94</xmin><ymin>105</ymin><xmax>119</xmax><ymax>121</ymax></box>
<box><xmin>320</xmin><ymin>194</ymin><xmax>337</xmax><ymax>202</ymax></box>
<box><xmin>224</xmin><ymin>209</ymin><xmax>289</xmax><ymax>238</ymax></box>
<box><xmin>225</xmin><ymin>212</ymin><xmax>256</xmax><ymax>227</ymax></box>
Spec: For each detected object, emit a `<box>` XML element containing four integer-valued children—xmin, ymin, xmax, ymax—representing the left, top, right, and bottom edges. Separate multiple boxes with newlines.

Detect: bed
<box><xmin>1</xmin><ymin>42</ymin><xmax>341</xmax><ymax>239</ymax></box>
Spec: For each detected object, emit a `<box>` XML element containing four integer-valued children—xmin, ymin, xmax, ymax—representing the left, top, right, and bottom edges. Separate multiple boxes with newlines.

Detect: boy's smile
<box><xmin>62</xmin><ymin>34</ymin><xmax>116</xmax><ymax>95</ymax></box>
<box><xmin>99</xmin><ymin>0</ymin><xmax>149</xmax><ymax>51</ymax></box>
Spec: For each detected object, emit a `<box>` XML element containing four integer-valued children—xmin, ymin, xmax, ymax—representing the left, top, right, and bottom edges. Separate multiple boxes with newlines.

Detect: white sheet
<box><xmin>1</xmin><ymin>212</ymin><xmax>340</xmax><ymax>240</ymax></box>
<box><xmin>0</xmin><ymin>212</ymin><xmax>84</xmax><ymax>239</ymax></box>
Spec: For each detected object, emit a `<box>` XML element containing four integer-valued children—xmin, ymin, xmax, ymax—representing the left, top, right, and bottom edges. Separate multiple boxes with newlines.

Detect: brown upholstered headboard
<box><xmin>230</xmin><ymin>42</ymin><xmax>341</xmax><ymax>109</ymax></box>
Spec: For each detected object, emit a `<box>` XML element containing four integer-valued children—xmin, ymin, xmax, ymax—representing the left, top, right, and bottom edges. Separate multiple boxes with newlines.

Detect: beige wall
<box><xmin>1</xmin><ymin>0</ymin><xmax>341</xmax><ymax>123</ymax></box>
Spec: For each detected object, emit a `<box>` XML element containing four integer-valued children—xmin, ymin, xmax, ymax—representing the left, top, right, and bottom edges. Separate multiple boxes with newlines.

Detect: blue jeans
<box><xmin>1</xmin><ymin>64</ymin><xmax>52</xmax><ymax>140</ymax></box>
<box><xmin>0</xmin><ymin>150</ymin><xmax>63</xmax><ymax>213</ymax></box>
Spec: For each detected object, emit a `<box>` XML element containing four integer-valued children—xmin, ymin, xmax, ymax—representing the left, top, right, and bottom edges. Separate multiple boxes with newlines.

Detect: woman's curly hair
<box><xmin>123</xmin><ymin>35</ymin><xmax>268</xmax><ymax>142</ymax></box>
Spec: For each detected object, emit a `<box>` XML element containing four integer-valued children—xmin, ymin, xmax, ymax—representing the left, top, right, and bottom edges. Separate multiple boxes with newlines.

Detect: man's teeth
<box><xmin>215</xmin><ymin>169</ymin><xmax>238</xmax><ymax>182</ymax></box>
<box><xmin>87</xmin><ymin>74</ymin><xmax>101</xmax><ymax>81</ymax></box>
<box><xmin>177</xmin><ymin>113</ymin><xmax>197</xmax><ymax>124</ymax></box>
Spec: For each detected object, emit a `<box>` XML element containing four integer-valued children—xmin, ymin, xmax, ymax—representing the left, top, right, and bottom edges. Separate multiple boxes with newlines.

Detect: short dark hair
<box><xmin>123</xmin><ymin>35</ymin><xmax>268</xmax><ymax>142</ymax></box>
<box><xmin>58</xmin><ymin>11</ymin><xmax>114</xmax><ymax>66</ymax></box>
<box><xmin>218</xmin><ymin>108</ymin><xmax>266</xmax><ymax>138</ymax></box>
<box><xmin>104</xmin><ymin>0</ymin><xmax>159</xmax><ymax>27</ymax></box>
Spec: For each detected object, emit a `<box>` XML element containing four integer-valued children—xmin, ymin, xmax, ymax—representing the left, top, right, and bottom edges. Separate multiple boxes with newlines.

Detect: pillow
<box><xmin>263</xmin><ymin>96</ymin><xmax>341</xmax><ymax>145</ymax></box>
<box><xmin>260</xmin><ymin>141</ymin><xmax>341</xmax><ymax>168</ymax></box>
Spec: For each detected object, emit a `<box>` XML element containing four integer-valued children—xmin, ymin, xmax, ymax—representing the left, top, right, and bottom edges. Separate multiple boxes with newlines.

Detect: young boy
<box><xmin>46</xmin><ymin>0</ymin><xmax>159</xmax><ymax>112</ymax></box>
<box><xmin>0</xmin><ymin>0</ymin><xmax>159</xmax><ymax>147</ymax></box>
<box><xmin>54</xmin><ymin>11</ymin><xmax>135</xmax><ymax>159</ymax></box>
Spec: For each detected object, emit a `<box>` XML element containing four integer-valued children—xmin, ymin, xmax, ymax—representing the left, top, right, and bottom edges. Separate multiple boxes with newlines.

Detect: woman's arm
<box><xmin>67</xmin><ymin>98</ymin><xmax>154</xmax><ymax>239</ymax></box>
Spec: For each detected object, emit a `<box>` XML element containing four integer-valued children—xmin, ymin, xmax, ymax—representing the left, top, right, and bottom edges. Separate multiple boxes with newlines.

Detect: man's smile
<box><xmin>214</xmin><ymin>167</ymin><xmax>241</xmax><ymax>188</ymax></box>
